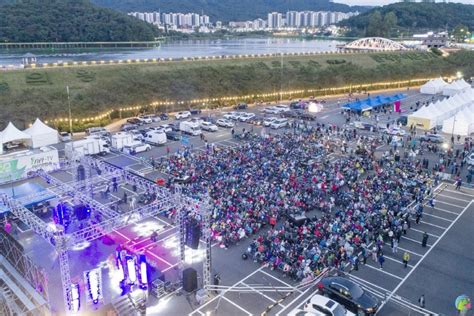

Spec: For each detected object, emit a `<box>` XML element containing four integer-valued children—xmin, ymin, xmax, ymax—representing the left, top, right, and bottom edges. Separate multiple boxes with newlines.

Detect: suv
<box><xmin>175</xmin><ymin>111</ymin><xmax>191</xmax><ymax>120</ymax></box>
<box><xmin>270</xmin><ymin>118</ymin><xmax>289</xmax><ymax>129</ymax></box>
<box><xmin>239</xmin><ymin>113</ymin><xmax>256</xmax><ymax>122</ymax></box>
<box><xmin>419</xmin><ymin>133</ymin><xmax>444</xmax><ymax>143</ymax></box>
<box><xmin>127</xmin><ymin>118</ymin><xmax>143</xmax><ymax>126</ymax></box>
<box><xmin>304</xmin><ymin>294</ymin><xmax>355</xmax><ymax>316</ymax></box>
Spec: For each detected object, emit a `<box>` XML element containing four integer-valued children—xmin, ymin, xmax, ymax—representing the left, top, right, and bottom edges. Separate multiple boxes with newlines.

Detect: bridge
<box><xmin>343</xmin><ymin>37</ymin><xmax>407</xmax><ymax>51</ymax></box>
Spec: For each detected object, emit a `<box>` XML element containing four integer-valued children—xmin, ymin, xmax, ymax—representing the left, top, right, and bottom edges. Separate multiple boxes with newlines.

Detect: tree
<box><xmin>366</xmin><ymin>11</ymin><xmax>384</xmax><ymax>37</ymax></box>
<box><xmin>383</xmin><ymin>12</ymin><xmax>398</xmax><ymax>37</ymax></box>
<box><xmin>452</xmin><ymin>24</ymin><xmax>470</xmax><ymax>43</ymax></box>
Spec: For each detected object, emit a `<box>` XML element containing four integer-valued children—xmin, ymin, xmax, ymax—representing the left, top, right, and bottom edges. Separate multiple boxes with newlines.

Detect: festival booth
<box><xmin>420</xmin><ymin>77</ymin><xmax>447</xmax><ymax>95</ymax></box>
<box><xmin>442</xmin><ymin>79</ymin><xmax>471</xmax><ymax>97</ymax></box>
<box><xmin>24</xmin><ymin>118</ymin><xmax>59</xmax><ymax>148</ymax></box>
<box><xmin>0</xmin><ymin>122</ymin><xmax>32</xmax><ymax>155</ymax></box>
<box><xmin>341</xmin><ymin>93</ymin><xmax>407</xmax><ymax>114</ymax></box>
<box><xmin>442</xmin><ymin>105</ymin><xmax>474</xmax><ymax>136</ymax></box>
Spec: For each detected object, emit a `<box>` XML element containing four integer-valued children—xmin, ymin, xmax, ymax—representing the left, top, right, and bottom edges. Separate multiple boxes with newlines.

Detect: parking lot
<box><xmin>48</xmin><ymin>88</ymin><xmax>474</xmax><ymax>315</ymax></box>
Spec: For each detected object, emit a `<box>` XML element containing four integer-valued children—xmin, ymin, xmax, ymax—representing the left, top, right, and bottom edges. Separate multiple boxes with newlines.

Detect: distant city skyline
<box><xmin>335</xmin><ymin>0</ymin><xmax>472</xmax><ymax>5</ymax></box>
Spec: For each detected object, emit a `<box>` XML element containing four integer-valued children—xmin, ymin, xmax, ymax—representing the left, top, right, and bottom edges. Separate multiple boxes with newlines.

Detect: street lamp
<box><xmin>456</xmin><ymin>71</ymin><xmax>463</xmax><ymax>79</ymax></box>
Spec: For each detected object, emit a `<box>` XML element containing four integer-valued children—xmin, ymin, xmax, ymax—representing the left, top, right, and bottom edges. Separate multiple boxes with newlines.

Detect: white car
<box><xmin>385</xmin><ymin>127</ymin><xmax>406</xmax><ymax>136</ymax></box>
<box><xmin>122</xmin><ymin>143</ymin><xmax>151</xmax><ymax>154</ymax></box>
<box><xmin>129</xmin><ymin>130</ymin><xmax>144</xmax><ymax>141</ymax></box>
<box><xmin>274</xmin><ymin>104</ymin><xmax>290</xmax><ymax>112</ymax></box>
<box><xmin>264</xmin><ymin>106</ymin><xmax>281</xmax><ymax>114</ymax></box>
<box><xmin>201</xmin><ymin>121</ymin><xmax>218</xmax><ymax>132</ymax></box>
<box><xmin>175</xmin><ymin>111</ymin><xmax>191</xmax><ymax>120</ymax></box>
<box><xmin>270</xmin><ymin>118</ymin><xmax>289</xmax><ymax>129</ymax></box>
<box><xmin>263</xmin><ymin>117</ymin><xmax>279</xmax><ymax>127</ymax></box>
<box><xmin>466</xmin><ymin>152</ymin><xmax>474</xmax><ymax>166</ymax></box>
<box><xmin>59</xmin><ymin>132</ymin><xmax>72</xmax><ymax>142</ymax></box>
<box><xmin>239</xmin><ymin>113</ymin><xmax>256</xmax><ymax>122</ymax></box>
<box><xmin>216</xmin><ymin>119</ymin><xmax>235</xmax><ymax>128</ymax></box>
<box><xmin>304</xmin><ymin>294</ymin><xmax>355</xmax><ymax>316</ymax></box>
<box><xmin>138</xmin><ymin>115</ymin><xmax>153</xmax><ymax>124</ymax></box>
<box><xmin>288</xmin><ymin>309</ymin><xmax>318</xmax><ymax>316</ymax></box>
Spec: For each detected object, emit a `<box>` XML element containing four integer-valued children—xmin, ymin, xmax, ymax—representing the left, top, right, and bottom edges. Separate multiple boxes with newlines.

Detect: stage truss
<box><xmin>1</xmin><ymin>155</ymin><xmax>212</xmax><ymax>313</ymax></box>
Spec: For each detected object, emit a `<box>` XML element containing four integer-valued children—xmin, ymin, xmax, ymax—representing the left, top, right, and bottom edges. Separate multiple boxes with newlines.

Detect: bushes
<box><xmin>326</xmin><ymin>59</ymin><xmax>346</xmax><ymax>65</ymax></box>
<box><xmin>25</xmin><ymin>72</ymin><xmax>50</xmax><ymax>85</ymax></box>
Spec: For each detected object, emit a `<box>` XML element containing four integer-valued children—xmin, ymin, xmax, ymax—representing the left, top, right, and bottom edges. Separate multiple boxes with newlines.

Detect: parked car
<box><xmin>419</xmin><ymin>133</ymin><xmax>444</xmax><ymax>143</ymax></box>
<box><xmin>165</xmin><ymin>130</ymin><xmax>181</xmax><ymax>141</ymax></box>
<box><xmin>59</xmin><ymin>132</ymin><xmax>72</xmax><ymax>142</ymax></box>
<box><xmin>129</xmin><ymin>130</ymin><xmax>144</xmax><ymax>141</ymax></box>
<box><xmin>264</xmin><ymin>106</ymin><xmax>281</xmax><ymax>114</ymax></box>
<box><xmin>85</xmin><ymin>127</ymin><xmax>107</xmax><ymax>136</ymax></box>
<box><xmin>234</xmin><ymin>103</ymin><xmax>248</xmax><ymax>110</ymax></box>
<box><xmin>239</xmin><ymin>113</ymin><xmax>256</xmax><ymax>122</ymax></box>
<box><xmin>175</xmin><ymin>111</ymin><xmax>192</xmax><ymax>120</ymax></box>
<box><xmin>157</xmin><ymin>124</ymin><xmax>173</xmax><ymax>133</ymax></box>
<box><xmin>121</xmin><ymin>123</ymin><xmax>137</xmax><ymax>132</ymax></box>
<box><xmin>318</xmin><ymin>277</ymin><xmax>379</xmax><ymax>315</ymax></box>
<box><xmin>127</xmin><ymin>118</ymin><xmax>143</xmax><ymax>126</ymax></box>
<box><xmin>189</xmin><ymin>108</ymin><xmax>202</xmax><ymax>115</ymax></box>
<box><xmin>274</xmin><ymin>104</ymin><xmax>290</xmax><ymax>112</ymax></box>
<box><xmin>385</xmin><ymin>127</ymin><xmax>406</xmax><ymax>136</ymax></box>
<box><xmin>201</xmin><ymin>121</ymin><xmax>218</xmax><ymax>132</ymax></box>
<box><xmin>248</xmin><ymin>116</ymin><xmax>264</xmax><ymax>126</ymax></box>
<box><xmin>280</xmin><ymin>110</ymin><xmax>300</xmax><ymax>118</ymax></box>
<box><xmin>216</xmin><ymin>119</ymin><xmax>235</xmax><ymax>128</ymax></box>
<box><xmin>300</xmin><ymin>112</ymin><xmax>317</xmax><ymax>121</ymax></box>
<box><xmin>290</xmin><ymin>101</ymin><xmax>308</xmax><ymax>110</ymax></box>
<box><xmin>263</xmin><ymin>117</ymin><xmax>279</xmax><ymax>127</ymax></box>
<box><xmin>138</xmin><ymin>115</ymin><xmax>154</xmax><ymax>124</ymax></box>
<box><xmin>122</xmin><ymin>142</ymin><xmax>151</xmax><ymax>154</ymax></box>
<box><xmin>159</xmin><ymin>113</ymin><xmax>169</xmax><ymax>121</ymax></box>
<box><xmin>288</xmin><ymin>309</ymin><xmax>317</xmax><ymax>316</ymax></box>
<box><xmin>353</xmin><ymin>122</ymin><xmax>377</xmax><ymax>131</ymax></box>
<box><xmin>270</xmin><ymin>118</ymin><xmax>289</xmax><ymax>129</ymax></box>
<box><xmin>304</xmin><ymin>294</ymin><xmax>355</xmax><ymax>316</ymax></box>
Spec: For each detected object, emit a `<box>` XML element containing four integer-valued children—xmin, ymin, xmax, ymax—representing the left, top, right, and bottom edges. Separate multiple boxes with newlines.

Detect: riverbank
<box><xmin>0</xmin><ymin>50</ymin><xmax>472</xmax><ymax>130</ymax></box>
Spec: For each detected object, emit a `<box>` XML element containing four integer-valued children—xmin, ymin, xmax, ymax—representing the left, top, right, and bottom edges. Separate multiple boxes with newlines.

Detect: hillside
<box><xmin>340</xmin><ymin>2</ymin><xmax>474</xmax><ymax>37</ymax></box>
<box><xmin>0</xmin><ymin>0</ymin><xmax>160</xmax><ymax>42</ymax></box>
<box><xmin>0</xmin><ymin>50</ymin><xmax>473</xmax><ymax>130</ymax></box>
<box><xmin>90</xmin><ymin>0</ymin><xmax>368</xmax><ymax>22</ymax></box>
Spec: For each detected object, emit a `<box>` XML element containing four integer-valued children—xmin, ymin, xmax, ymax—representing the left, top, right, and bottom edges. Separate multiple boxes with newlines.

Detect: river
<box><xmin>0</xmin><ymin>37</ymin><xmax>346</xmax><ymax>66</ymax></box>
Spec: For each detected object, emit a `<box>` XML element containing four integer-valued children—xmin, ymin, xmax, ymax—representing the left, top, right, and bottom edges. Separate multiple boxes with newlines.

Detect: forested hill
<box><xmin>90</xmin><ymin>0</ymin><xmax>368</xmax><ymax>22</ymax></box>
<box><xmin>0</xmin><ymin>0</ymin><xmax>160</xmax><ymax>42</ymax></box>
<box><xmin>340</xmin><ymin>2</ymin><xmax>474</xmax><ymax>37</ymax></box>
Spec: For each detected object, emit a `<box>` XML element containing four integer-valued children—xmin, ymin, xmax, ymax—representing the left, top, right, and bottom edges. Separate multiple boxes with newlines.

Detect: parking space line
<box><xmin>426</xmin><ymin>205</ymin><xmax>459</xmax><ymax>216</ymax></box>
<box><xmin>221</xmin><ymin>296</ymin><xmax>252</xmax><ymax>315</ymax></box>
<box><xmin>409</xmin><ymin>227</ymin><xmax>440</xmax><ymax>238</ymax></box>
<box><xmin>382</xmin><ymin>254</ymin><xmax>414</xmax><ymax>268</ymax></box>
<box><xmin>258</xmin><ymin>269</ymin><xmax>302</xmax><ymax>293</ymax></box>
<box><xmin>436</xmin><ymin>193</ymin><xmax>472</xmax><ymax>203</ymax></box>
<box><xmin>422</xmin><ymin>212</ymin><xmax>453</xmax><ymax>222</ymax></box>
<box><xmin>442</xmin><ymin>189</ymin><xmax>474</xmax><ymax>197</ymax></box>
<box><xmin>397</xmin><ymin>246</ymin><xmax>423</xmax><ymax>257</ymax></box>
<box><xmin>348</xmin><ymin>274</ymin><xmax>392</xmax><ymax>294</ymax></box>
<box><xmin>419</xmin><ymin>220</ymin><xmax>447</xmax><ymax>230</ymax></box>
<box><xmin>240</xmin><ymin>282</ymin><xmax>282</xmax><ymax>305</ymax></box>
<box><xmin>379</xmin><ymin>200</ymin><xmax>473</xmax><ymax>312</ymax></box>
<box><xmin>363</xmin><ymin>263</ymin><xmax>403</xmax><ymax>280</ymax></box>
<box><xmin>434</xmin><ymin>200</ymin><xmax>465</xmax><ymax>209</ymax></box>
<box><xmin>402</xmin><ymin>236</ymin><xmax>432</xmax><ymax>247</ymax></box>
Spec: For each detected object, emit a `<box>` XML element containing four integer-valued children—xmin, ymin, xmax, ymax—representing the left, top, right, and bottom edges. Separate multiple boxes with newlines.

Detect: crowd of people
<box><xmin>152</xmin><ymin>124</ymin><xmax>441</xmax><ymax>280</ymax></box>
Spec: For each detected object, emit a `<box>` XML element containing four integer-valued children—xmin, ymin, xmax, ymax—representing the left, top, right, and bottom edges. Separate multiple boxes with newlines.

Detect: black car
<box><xmin>234</xmin><ymin>103</ymin><xmax>248</xmax><ymax>110</ymax></box>
<box><xmin>189</xmin><ymin>108</ymin><xmax>202</xmax><ymax>115</ymax></box>
<box><xmin>290</xmin><ymin>101</ymin><xmax>308</xmax><ymax>109</ymax></box>
<box><xmin>127</xmin><ymin>118</ymin><xmax>143</xmax><ymax>125</ymax></box>
<box><xmin>166</xmin><ymin>130</ymin><xmax>181</xmax><ymax>141</ymax></box>
<box><xmin>300</xmin><ymin>112</ymin><xmax>317</xmax><ymax>121</ymax></box>
<box><xmin>280</xmin><ymin>110</ymin><xmax>300</xmax><ymax>118</ymax></box>
<box><xmin>248</xmin><ymin>116</ymin><xmax>264</xmax><ymax>126</ymax></box>
<box><xmin>159</xmin><ymin>113</ymin><xmax>169</xmax><ymax>121</ymax></box>
<box><xmin>318</xmin><ymin>276</ymin><xmax>379</xmax><ymax>315</ymax></box>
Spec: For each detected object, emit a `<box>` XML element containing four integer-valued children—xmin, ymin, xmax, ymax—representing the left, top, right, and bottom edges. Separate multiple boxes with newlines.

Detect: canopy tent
<box><xmin>442</xmin><ymin>79</ymin><xmax>471</xmax><ymax>96</ymax></box>
<box><xmin>341</xmin><ymin>93</ymin><xmax>407</xmax><ymax>112</ymax></box>
<box><xmin>442</xmin><ymin>105</ymin><xmax>474</xmax><ymax>136</ymax></box>
<box><xmin>409</xmin><ymin>87</ymin><xmax>474</xmax><ymax>130</ymax></box>
<box><xmin>0</xmin><ymin>122</ymin><xmax>32</xmax><ymax>155</ymax></box>
<box><xmin>24</xmin><ymin>118</ymin><xmax>59</xmax><ymax>148</ymax></box>
<box><xmin>420</xmin><ymin>77</ymin><xmax>447</xmax><ymax>95</ymax></box>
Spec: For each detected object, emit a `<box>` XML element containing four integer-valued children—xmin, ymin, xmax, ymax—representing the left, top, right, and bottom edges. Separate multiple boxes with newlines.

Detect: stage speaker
<box><xmin>182</xmin><ymin>268</ymin><xmax>197</xmax><ymax>292</ymax></box>
<box><xmin>186</xmin><ymin>223</ymin><xmax>201</xmax><ymax>250</ymax></box>
<box><xmin>74</xmin><ymin>204</ymin><xmax>90</xmax><ymax>221</ymax></box>
<box><xmin>76</xmin><ymin>165</ymin><xmax>86</xmax><ymax>181</ymax></box>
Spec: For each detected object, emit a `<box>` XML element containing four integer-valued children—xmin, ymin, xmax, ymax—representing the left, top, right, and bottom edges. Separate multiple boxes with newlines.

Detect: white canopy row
<box><xmin>442</xmin><ymin>103</ymin><xmax>474</xmax><ymax>136</ymax></box>
<box><xmin>420</xmin><ymin>77</ymin><xmax>448</xmax><ymax>95</ymax></box>
<box><xmin>0</xmin><ymin>119</ymin><xmax>59</xmax><ymax>154</ymax></box>
<box><xmin>442</xmin><ymin>78</ymin><xmax>471</xmax><ymax>96</ymax></box>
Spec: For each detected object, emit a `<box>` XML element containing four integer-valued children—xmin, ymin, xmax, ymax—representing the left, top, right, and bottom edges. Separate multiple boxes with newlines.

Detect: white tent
<box><xmin>443</xmin><ymin>79</ymin><xmax>471</xmax><ymax>96</ymax></box>
<box><xmin>0</xmin><ymin>122</ymin><xmax>32</xmax><ymax>155</ymax></box>
<box><xmin>24</xmin><ymin>118</ymin><xmax>59</xmax><ymax>148</ymax></box>
<box><xmin>442</xmin><ymin>105</ymin><xmax>474</xmax><ymax>136</ymax></box>
<box><xmin>420</xmin><ymin>77</ymin><xmax>447</xmax><ymax>95</ymax></box>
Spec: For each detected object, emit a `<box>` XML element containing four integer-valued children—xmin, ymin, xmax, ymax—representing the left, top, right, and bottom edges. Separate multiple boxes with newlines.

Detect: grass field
<box><xmin>0</xmin><ymin>50</ymin><xmax>472</xmax><ymax>130</ymax></box>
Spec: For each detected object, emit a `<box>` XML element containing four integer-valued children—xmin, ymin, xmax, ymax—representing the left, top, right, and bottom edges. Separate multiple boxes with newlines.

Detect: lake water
<box><xmin>0</xmin><ymin>37</ymin><xmax>346</xmax><ymax>66</ymax></box>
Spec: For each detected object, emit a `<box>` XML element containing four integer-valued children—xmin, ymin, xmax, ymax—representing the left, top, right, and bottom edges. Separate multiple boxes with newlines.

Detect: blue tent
<box><xmin>342</xmin><ymin>93</ymin><xmax>407</xmax><ymax>112</ymax></box>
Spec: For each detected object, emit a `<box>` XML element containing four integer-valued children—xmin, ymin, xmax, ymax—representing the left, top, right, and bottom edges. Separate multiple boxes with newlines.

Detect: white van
<box><xmin>111</xmin><ymin>132</ymin><xmax>134</xmax><ymax>151</ymax></box>
<box><xmin>180</xmin><ymin>121</ymin><xmax>202</xmax><ymax>136</ymax></box>
<box><xmin>85</xmin><ymin>127</ymin><xmax>107</xmax><ymax>136</ymax></box>
<box><xmin>144</xmin><ymin>130</ymin><xmax>167</xmax><ymax>145</ymax></box>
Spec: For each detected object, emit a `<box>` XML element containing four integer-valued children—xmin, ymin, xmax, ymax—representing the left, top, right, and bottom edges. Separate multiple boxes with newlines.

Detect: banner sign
<box><xmin>0</xmin><ymin>148</ymin><xmax>59</xmax><ymax>183</ymax></box>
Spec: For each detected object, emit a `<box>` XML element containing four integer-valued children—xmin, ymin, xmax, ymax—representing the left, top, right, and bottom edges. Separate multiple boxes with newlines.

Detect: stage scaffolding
<box><xmin>0</xmin><ymin>154</ymin><xmax>213</xmax><ymax>313</ymax></box>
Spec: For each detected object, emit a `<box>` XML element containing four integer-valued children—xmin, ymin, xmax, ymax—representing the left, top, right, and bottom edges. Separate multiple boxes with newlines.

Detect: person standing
<box><xmin>392</xmin><ymin>239</ymin><xmax>399</xmax><ymax>254</ymax></box>
<box><xmin>402</xmin><ymin>251</ymin><xmax>410</xmax><ymax>268</ymax></box>
<box><xmin>455</xmin><ymin>178</ymin><xmax>462</xmax><ymax>191</ymax></box>
<box><xmin>378</xmin><ymin>254</ymin><xmax>385</xmax><ymax>269</ymax></box>
<box><xmin>418</xmin><ymin>294</ymin><xmax>425</xmax><ymax>308</ymax></box>
<box><xmin>422</xmin><ymin>232</ymin><xmax>429</xmax><ymax>247</ymax></box>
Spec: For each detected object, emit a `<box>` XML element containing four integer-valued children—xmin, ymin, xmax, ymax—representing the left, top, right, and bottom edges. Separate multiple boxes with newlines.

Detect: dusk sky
<box><xmin>335</xmin><ymin>0</ymin><xmax>473</xmax><ymax>6</ymax></box>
